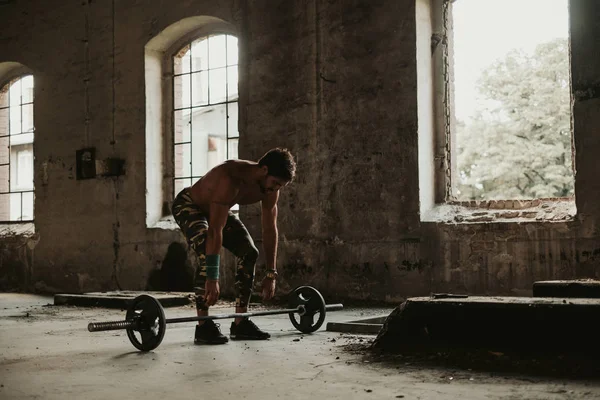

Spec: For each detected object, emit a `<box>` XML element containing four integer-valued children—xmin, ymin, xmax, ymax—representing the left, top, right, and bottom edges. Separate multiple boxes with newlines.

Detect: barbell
<box><xmin>87</xmin><ymin>286</ymin><xmax>343</xmax><ymax>351</ymax></box>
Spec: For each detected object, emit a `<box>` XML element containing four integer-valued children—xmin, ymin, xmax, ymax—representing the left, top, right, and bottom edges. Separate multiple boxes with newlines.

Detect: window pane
<box><xmin>0</xmin><ymin>108</ymin><xmax>8</xmax><ymax>137</ymax></box>
<box><xmin>15</xmin><ymin>149</ymin><xmax>33</xmax><ymax>190</ymax></box>
<box><xmin>174</xmin><ymin>74</ymin><xmax>190</xmax><ymax>109</ymax></box>
<box><xmin>228</xmin><ymin>138</ymin><xmax>239</xmax><ymax>160</ymax></box>
<box><xmin>0</xmin><ymin>88</ymin><xmax>8</xmax><ymax>108</ymax></box>
<box><xmin>176</xmin><ymin>48</ymin><xmax>191</xmax><ymax>75</ymax></box>
<box><xmin>174</xmin><ymin>142</ymin><xmax>191</xmax><ymax>178</ymax></box>
<box><xmin>173</xmin><ymin>55</ymin><xmax>184</xmax><ymax>75</ymax></box>
<box><xmin>227</xmin><ymin>103</ymin><xmax>238</xmax><ymax>138</ymax></box>
<box><xmin>0</xmin><ymin>137</ymin><xmax>8</xmax><ymax>165</ymax></box>
<box><xmin>227</xmin><ymin>66</ymin><xmax>239</xmax><ymax>102</ymax></box>
<box><xmin>191</xmin><ymin>38</ymin><xmax>209</xmax><ymax>72</ymax></box>
<box><xmin>174</xmin><ymin>109</ymin><xmax>191</xmax><ymax>143</ymax></box>
<box><xmin>208</xmin><ymin>35</ymin><xmax>227</xmax><ymax>69</ymax></box>
<box><xmin>453</xmin><ymin>0</ymin><xmax>572</xmax><ymax>200</ymax></box>
<box><xmin>9</xmin><ymin>192</ymin><xmax>29</xmax><ymax>221</ymax></box>
<box><xmin>209</xmin><ymin>68</ymin><xmax>227</xmax><ymax>104</ymax></box>
<box><xmin>0</xmin><ymin>193</ymin><xmax>8</xmax><ymax>220</ymax></box>
<box><xmin>9</xmin><ymin>79</ymin><xmax>20</xmax><ymax>106</ymax></box>
<box><xmin>9</xmin><ymin>192</ymin><xmax>21</xmax><ymax>221</ymax></box>
<box><xmin>227</xmin><ymin>35</ymin><xmax>238</xmax><ymax>66</ymax></box>
<box><xmin>173</xmin><ymin>36</ymin><xmax>241</xmax><ymax>192</ymax></box>
<box><xmin>21</xmin><ymin>76</ymin><xmax>34</xmax><ymax>103</ymax></box>
<box><xmin>191</xmin><ymin>71</ymin><xmax>209</xmax><ymax>107</ymax></box>
<box><xmin>174</xmin><ymin>178</ymin><xmax>191</xmax><ymax>198</ymax></box>
<box><xmin>0</xmin><ymin>165</ymin><xmax>8</xmax><ymax>192</ymax></box>
<box><xmin>191</xmin><ymin>104</ymin><xmax>227</xmax><ymax>177</ymax></box>
<box><xmin>206</xmin><ymin>135</ymin><xmax>227</xmax><ymax>173</ymax></box>
<box><xmin>10</xmin><ymin>104</ymin><xmax>21</xmax><ymax>134</ymax></box>
<box><xmin>20</xmin><ymin>191</ymin><xmax>33</xmax><ymax>220</ymax></box>
<box><xmin>22</xmin><ymin>103</ymin><xmax>33</xmax><ymax>133</ymax></box>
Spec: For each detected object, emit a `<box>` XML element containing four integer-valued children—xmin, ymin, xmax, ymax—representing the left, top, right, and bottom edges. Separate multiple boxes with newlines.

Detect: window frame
<box><xmin>419</xmin><ymin>0</ymin><xmax>577</xmax><ymax>223</ymax></box>
<box><xmin>162</xmin><ymin>27</ymin><xmax>239</xmax><ymax>209</ymax></box>
<box><xmin>170</xmin><ymin>32</ymin><xmax>240</xmax><ymax>199</ymax></box>
<box><xmin>0</xmin><ymin>73</ymin><xmax>35</xmax><ymax>223</ymax></box>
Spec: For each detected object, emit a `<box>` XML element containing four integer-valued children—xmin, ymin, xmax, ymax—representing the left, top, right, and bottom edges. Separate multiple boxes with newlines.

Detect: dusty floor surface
<box><xmin>1</xmin><ymin>292</ymin><xmax>600</xmax><ymax>400</ymax></box>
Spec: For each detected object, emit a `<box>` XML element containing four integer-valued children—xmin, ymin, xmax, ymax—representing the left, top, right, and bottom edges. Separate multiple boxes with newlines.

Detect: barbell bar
<box><xmin>87</xmin><ymin>286</ymin><xmax>343</xmax><ymax>351</ymax></box>
<box><xmin>87</xmin><ymin>304</ymin><xmax>343</xmax><ymax>331</ymax></box>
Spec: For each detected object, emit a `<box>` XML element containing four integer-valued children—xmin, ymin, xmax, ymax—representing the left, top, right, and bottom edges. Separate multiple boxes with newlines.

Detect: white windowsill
<box><xmin>147</xmin><ymin>215</ymin><xmax>179</xmax><ymax>231</ymax></box>
<box><xmin>146</xmin><ymin>208</ymin><xmax>241</xmax><ymax>231</ymax></box>
<box><xmin>0</xmin><ymin>222</ymin><xmax>36</xmax><ymax>237</ymax></box>
<box><xmin>421</xmin><ymin>198</ymin><xmax>577</xmax><ymax>224</ymax></box>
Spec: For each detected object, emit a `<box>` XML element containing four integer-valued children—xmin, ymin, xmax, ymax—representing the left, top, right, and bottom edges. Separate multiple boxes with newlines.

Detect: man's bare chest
<box><xmin>233</xmin><ymin>184</ymin><xmax>265</xmax><ymax>205</ymax></box>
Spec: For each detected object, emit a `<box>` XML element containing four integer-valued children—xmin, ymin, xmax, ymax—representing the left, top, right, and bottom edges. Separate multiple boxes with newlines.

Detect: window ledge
<box><xmin>146</xmin><ymin>209</ymin><xmax>240</xmax><ymax>232</ymax></box>
<box><xmin>421</xmin><ymin>198</ymin><xmax>576</xmax><ymax>224</ymax></box>
<box><xmin>0</xmin><ymin>222</ymin><xmax>35</xmax><ymax>237</ymax></box>
<box><xmin>146</xmin><ymin>215</ymin><xmax>179</xmax><ymax>231</ymax></box>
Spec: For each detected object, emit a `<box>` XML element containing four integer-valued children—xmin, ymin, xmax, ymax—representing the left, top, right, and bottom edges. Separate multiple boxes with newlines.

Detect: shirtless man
<box><xmin>172</xmin><ymin>148</ymin><xmax>296</xmax><ymax>344</ymax></box>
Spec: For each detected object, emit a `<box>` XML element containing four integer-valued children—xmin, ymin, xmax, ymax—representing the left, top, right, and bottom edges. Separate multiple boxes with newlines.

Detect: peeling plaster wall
<box><xmin>0</xmin><ymin>0</ymin><xmax>598</xmax><ymax>302</ymax></box>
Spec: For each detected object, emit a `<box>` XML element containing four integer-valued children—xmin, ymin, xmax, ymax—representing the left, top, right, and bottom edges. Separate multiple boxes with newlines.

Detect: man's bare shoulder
<box><xmin>223</xmin><ymin>159</ymin><xmax>258</xmax><ymax>170</ymax></box>
<box><xmin>200</xmin><ymin>163</ymin><xmax>234</xmax><ymax>188</ymax></box>
<box><xmin>199</xmin><ymin>159</ymin><xmax>255</xmax><ymax>186</ymax></box>
<box><xmin>219</xmin><ymin>159</ymin><xmax>258</xmax><ymax>179</ymax></box>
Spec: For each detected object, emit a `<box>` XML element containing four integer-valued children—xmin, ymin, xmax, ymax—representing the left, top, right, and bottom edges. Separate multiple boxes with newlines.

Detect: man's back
<box><xmin>188</xmin><ymin>159</ymin><xmax>265</xmax><ymax>214</ymax></box>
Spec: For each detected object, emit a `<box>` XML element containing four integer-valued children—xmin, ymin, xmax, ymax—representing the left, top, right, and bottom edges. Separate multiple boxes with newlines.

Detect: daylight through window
<box><xmin>172</xmin><ymin>34</ymin><xmax>239</xmax><ymax>201</ymax></box>
<box><xmin>451</xmin><ymin>0</ymin><xmax>573</xmax><ymax>201</ymax></box>
<box><xmin>0</xmin><ymin>75</ymin><xmax>35</xmax><ymax>222</ymax></box>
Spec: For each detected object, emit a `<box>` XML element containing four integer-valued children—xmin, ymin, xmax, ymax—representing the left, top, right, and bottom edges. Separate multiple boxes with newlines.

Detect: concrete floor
<box><xmin>1</xmin><ymin>293</ymin><xmax>600</xmax><ymax>400</ymax></box>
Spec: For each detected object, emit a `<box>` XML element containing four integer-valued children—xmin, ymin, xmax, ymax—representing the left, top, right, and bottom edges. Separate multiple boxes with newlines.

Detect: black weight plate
<box><xmin>288</xmin><ymin>286</ymin><xmax>326</xmax><ymax>333</ymax></box>
<box><xmin>125</xmin><ymin>295</ymin><xmax>166</xmax><ymax>351</ymax></box>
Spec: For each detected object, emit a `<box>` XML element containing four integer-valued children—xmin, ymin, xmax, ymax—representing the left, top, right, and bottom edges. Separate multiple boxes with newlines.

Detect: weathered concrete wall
<box><xmin>0</xmin><ymin>0</ymin><xmax>244</xmax><ymax>294</ymax></box>
<box><xmin>241</xmin><ymin>0</ymin><xmax>600</xmax><ymax>301</ymax></box>
<box><xmin>0</xmin><ymin>0</ymin><xmax>598</xmax><ymax>302</ymax></box>
<box><xmin>418</xmin><ymin>0</ymin><xmax>600</xmax><ymax>297</ymax></box>
<box><xmin>0</xmin><ymin>232</ymin><xmax>35</xmax><ymax>291</ymax></box>
<box><xmin>239</xmin><ymin>0</ymin><xmax>423</xmax><ymax>302</ymax></box>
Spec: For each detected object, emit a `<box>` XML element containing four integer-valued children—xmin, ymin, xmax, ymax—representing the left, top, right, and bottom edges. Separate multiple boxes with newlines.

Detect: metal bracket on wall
<box><xmin>76</xmin><ymin>148</ymin><xmax>96</xmax><ymax>180</ymax></box>
<box><xmin>96</xmin><ymin>158</ymin><xmax>126</xmax><ymax>177</ymax></box>
<box><xmin>76</xmin><ymin>148</ymin><xmax>125</xmax><ymax>179</ymax></box>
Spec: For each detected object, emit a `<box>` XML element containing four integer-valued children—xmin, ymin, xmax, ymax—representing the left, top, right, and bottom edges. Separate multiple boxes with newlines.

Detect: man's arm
<box><xmin>205</xmin><ymin>202</ymin><xmax>230</xmax><ymax>256</ymax></box>
<box><xmin>205</xmin><ymin>174</ymin><xmax>238</xmax><ymax>277</ymax></box>
<box><xmin>261</xmin><ymin>191</ymin><xmax>279</xmax><ymax>271</ymax></box>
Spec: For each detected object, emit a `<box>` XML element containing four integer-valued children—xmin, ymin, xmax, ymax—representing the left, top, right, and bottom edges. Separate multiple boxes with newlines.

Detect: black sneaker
<box><xmin>194</xmin><ymin>320</ymin><xmax>229</xmax><ymax>345</ymax></box>
<box><xmin>230</xmin><ymin>319</ymin><xmax>271</xmax><ymax>340</ymax></box>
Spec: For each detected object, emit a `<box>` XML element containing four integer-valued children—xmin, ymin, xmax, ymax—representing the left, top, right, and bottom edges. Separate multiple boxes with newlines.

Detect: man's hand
<box><xmin>205</xmin><ymin>280</ymin><xmax>220</xmax><ymax>306</ymax></box>
<box><xmin>261</xmin><ymin>276</ymin><xmax>276</xmax><ymax>301</ymax></box>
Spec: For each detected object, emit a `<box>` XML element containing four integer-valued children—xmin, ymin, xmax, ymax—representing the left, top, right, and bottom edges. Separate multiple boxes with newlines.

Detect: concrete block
<box><xmin>533</xmin><ymin>279</ymin><xmax>600</xmax><ymax>298</ymax></box>
<box><xmin>372</xmin><ymin>295</ymin><xmax>600</xmax><ymax>354</ymax></box>
<box><xmin>53</xmin><ymin>290</ymin><xmax>193</xmax><ymax>309</ymax></box>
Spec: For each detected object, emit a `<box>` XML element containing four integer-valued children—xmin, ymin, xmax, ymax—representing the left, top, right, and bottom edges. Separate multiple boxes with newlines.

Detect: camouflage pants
<box><xmin>172</xmin><ymin>187</ymin><xmax>258</xmax><ymax>310</ymax></box>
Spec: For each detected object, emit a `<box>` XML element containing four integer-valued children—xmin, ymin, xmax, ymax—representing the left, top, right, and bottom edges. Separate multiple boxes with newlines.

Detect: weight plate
<box><xmin>288</xmin><ymin>286</ymin><xmax>326</xmax><ymax>333</ymax></box>
<box><xmin>125</xmin><ymin>295</ymin><xmax>166</xmax><ymax>351</ymax></box>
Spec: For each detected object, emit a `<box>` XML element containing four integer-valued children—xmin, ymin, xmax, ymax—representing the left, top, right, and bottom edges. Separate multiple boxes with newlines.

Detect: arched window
<box><xmin>144</xmin><ymin>17</ymin><xmax>237</xmax><ymax>228</ymax></box>
<box><xmin>0</xmin><ymin>75</ymin><xmax>34</xmax><ymax>222</ymax></box>
<box><xmin>172</xmin><ymin>34</ymin><xmax>239</xmax><ymax>198</ymax></box>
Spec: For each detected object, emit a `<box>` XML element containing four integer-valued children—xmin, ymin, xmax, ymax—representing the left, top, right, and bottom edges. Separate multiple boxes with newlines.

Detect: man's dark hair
<box><xmin>258</xmin><ymin>148</ymin><xmax>296</xmax><ymax>182</ymax></box>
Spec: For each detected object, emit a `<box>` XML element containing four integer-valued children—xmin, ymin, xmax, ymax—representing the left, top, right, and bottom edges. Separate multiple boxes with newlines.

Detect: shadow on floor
<box><xmin>341</xmin><ymin>338</ymin><xmax>600</xmax><ymax>381</ymax></box>
<box><xmin>147</xmin><ymin>242</ymin><xmax>195</xmax><ymax>292</ymax></box>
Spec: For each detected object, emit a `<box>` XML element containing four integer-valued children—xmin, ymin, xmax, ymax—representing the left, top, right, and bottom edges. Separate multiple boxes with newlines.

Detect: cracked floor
<box><xmin>1</xmin><ymin>292</ymin><xmax>599</xmax><ymax>400</ymax></box>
